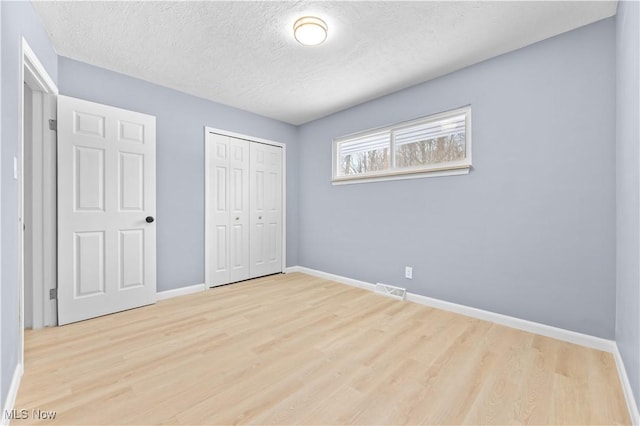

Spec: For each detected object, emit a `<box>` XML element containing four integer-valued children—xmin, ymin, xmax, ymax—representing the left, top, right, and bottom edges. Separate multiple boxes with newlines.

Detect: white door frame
<box><xmin>19</xmin><ymin>37</ymin><xmax>58</xmax><ymax>361</ymax></box>
<box><xmin>204</xmin><ymin>126</ymin><xmax>287</xmax><ymax>287</ymax></box>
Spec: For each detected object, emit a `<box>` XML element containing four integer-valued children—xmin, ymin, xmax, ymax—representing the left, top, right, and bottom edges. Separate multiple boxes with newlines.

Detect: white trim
<box><xmin>282</xmin><ymin>143</ymin><xmax>287</xmax><ymax>274</ymax></box>
<box><xmin>287</xmin><ymin>266</ymin><xmax>615</xmax><ymax>352</ymax></box>
<box><xmin>1</xmin><ymin>363</ymin><xmax>23</xmax><ymax>426</ymax></box>
<box><xmin>21</xmin><ymin>40</ymin><xmax>58</xmax><ymax>95</ymax></box>
<box><xmin>332</xmin><ymin>167</ymin><xmax>469</xmax><ymax>185</ymax></box>
<box><xmin>156</xmin><ymin>283</ymin><xmax>206</xmax><ymax>301</ymax></box>
<box><xmin>287</xmin><ymin>267</ymin><xmax>376</xmax><ymax>292</ymax></box>
<box><xmin>614</xmin><ymin>344</ymin><xmax>640</xmax><ymax>425</ymax></box>
<box><xmin>204</xmin><ymin>129</ymin><xmax>212</xmax><ymax>286</ymax></box>
<box><xmin>42</xmin><ymin>94</ymin><xmax>57</xmax><ymax>327</ymax></box>
<box><xmin>29</xmin><ymin>90</ymin><xmax>45</xmax><ymax>330</ymax></box>
<box><xmin>204</xmin><ymin>126</ymin><xmax>287</xmax><ymax>287</ymax></box>
<box><xmin>405</xmin><ymin>291</ymin><xmax>614</xmax><ymax>352</ymax></box>
<box><xmin>204</xmin><ymin>126</ymin><xmax>286</xmax><ymax>150</ymax></box>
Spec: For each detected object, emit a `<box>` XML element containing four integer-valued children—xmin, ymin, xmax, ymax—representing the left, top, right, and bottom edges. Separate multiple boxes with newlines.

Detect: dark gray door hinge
<box><xmin>48</xmin><ymin>119</ymin><xmax>57</xmax><ymax>131</ymax></box>
<box><xmin>49</xmin><ymin>288</ymin><xmax>57</xmax><ymax>300</ymax></box>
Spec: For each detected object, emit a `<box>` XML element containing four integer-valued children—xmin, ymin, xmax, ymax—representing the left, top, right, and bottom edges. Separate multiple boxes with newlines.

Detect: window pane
<box><xmin>338</xmin><ymin>132</ymin><xmax>390</xmax><ymax>176</ymax></box>
<box><xmin>394</xmin><ymin>114</ymin><xmax>466</xmax><ymax>168</ymax></box>
<box><xmin>332</xmin><ymin>107</ymin><xmax>470</xmax><ymax>183</ymax></box>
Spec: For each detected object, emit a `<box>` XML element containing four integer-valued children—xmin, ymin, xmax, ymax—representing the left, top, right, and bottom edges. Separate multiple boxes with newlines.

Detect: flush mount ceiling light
<box><xmin>293</xmin><ymin>16</ymin><xmax>328</xmax><ymax>46</ymax></box>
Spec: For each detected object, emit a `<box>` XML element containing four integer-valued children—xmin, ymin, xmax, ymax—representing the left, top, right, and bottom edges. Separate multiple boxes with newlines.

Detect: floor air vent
<box><xmin>375</xmin><ymin>283</ymin><xmax>406</xmax><ymax>301</ymax></box>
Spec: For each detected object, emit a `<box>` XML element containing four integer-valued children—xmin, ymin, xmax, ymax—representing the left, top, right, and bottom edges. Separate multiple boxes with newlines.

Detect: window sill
<box><xmin>331</xmin><ymin>165</ymin><xmax>470</xmax><ymax>185</ymax></box>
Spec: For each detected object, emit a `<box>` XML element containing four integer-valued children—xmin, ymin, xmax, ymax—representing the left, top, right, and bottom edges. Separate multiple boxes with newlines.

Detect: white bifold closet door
<box><xmin>206</xmin><ymin>132</ymin><xmax>282</xmax><ymax>287</ymax></box>
<box><xmin>208</xmin><ymin>134</ymin><xmax>250</xmax><ymax>285</ymax></box>
<box><xmin>249</xmin><ymin>142</ymin><xmax>283</xmax><ymax>278</ymax></box>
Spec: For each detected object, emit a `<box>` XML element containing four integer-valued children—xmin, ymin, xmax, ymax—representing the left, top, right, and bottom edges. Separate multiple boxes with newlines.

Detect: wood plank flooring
<box><xmin>14</xmin><ymin>272</ymin><xmax>629</xmax><ymax>425</ymax></box>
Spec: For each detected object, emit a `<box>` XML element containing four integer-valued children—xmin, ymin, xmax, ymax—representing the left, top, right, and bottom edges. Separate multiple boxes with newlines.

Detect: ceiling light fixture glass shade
<box><xmin>293</xmin><ymin>16</ymin><xmax>328</xmax><ymax>46</ymax></box>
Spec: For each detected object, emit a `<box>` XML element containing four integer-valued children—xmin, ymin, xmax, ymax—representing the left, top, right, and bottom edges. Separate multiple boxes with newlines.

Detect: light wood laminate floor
<box><xmin>15</xmin><ymin>272</ymin><xmax>629</xmax><ymax>425</ymax></box>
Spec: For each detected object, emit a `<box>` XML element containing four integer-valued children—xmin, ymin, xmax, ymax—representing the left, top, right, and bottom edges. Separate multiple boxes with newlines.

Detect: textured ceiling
<box><xmin>32</xmin><ymin>1</ymin><xmax>617</xmax><ymax>125</ymax></box>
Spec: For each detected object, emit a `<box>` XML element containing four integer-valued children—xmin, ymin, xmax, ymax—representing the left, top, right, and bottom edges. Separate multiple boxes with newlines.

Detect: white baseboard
<box><xmin>614</xmin><ymin>344</ymin><xmax>640</xmax><ymax>425</ymax></box>
<box><xmin>156</xmin><ymin>283</ymin><xmax>205</xmax><ymax>301</ymax></box>
<box><xmin>1</xmin><ymin>363</ymin><xmax>23</xmax><ymax>426</ymax></box>
<box><xmin>405</xmin><ymin>291</ymin><xmax>615</xmax><ymax>352</ymax></box>
<box><xmin>288</xmin><ymin>266</ymin><xmax>376</xmax><ymax>292</ymax></box>
<box><xmin>287</xmin><ymin>266</ymin><xmax>615</xmax><ymax>353</ymax></box>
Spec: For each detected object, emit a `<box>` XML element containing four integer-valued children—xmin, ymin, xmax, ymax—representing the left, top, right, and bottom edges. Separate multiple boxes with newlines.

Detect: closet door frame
<box><xmin>204</xmin><ymin>126</ymin><xmax>287</xmax><ymax>287</ymax></box>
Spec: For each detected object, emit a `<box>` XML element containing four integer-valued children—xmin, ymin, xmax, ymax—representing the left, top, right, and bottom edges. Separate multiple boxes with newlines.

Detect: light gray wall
<box><xmin>58</xmin><ymin>58</ymin><xmax>299</xmax><ymax>292</ymax></box>
<box><xmin>1</xmin><ymin>0</ymin><xmax>58</xmax><ymax>408</ymax></box>
<box><xmin>297</xmin><ymin>18</ymin><xmax>616</xmax><ymax>339</ymax></box>
<box><xmin>615</xmin><ymin>0</ymin><xmax>640</xmax><ymax>409</ymax></box>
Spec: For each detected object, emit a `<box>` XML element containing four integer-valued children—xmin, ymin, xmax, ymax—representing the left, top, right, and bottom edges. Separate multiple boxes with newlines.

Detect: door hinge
<box><xmin>48</xmin><ymin>119</ymin><xmax>57</xmax><ymax>131</ymax></box>
<box><xmin>49</xmin><ymin>288</ymin><xmax>57</xmax><ymax>300</ymax></box>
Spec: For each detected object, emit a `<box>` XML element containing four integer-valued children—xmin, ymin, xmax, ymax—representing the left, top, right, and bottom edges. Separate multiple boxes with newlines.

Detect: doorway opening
<box><xmin>20</xmin><ymin>38</ymin><xmax>58</xmax><ymax>353</ymax></box>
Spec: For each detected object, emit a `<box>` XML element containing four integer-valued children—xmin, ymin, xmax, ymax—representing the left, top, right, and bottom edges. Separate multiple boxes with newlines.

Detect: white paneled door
<box><xmin>249</xmin><ymin>142</ymin><xmax>283</xmax><ymax>279</ymax></box>
<box><xmin>205</xmin><ymin>132</ymin><xmax>283</xmax><ymax>287</ymax></box>
<box><xmin>57</xmin><ymin>95</ymin><xmax>156</xmax><ymax>325</ymax></box>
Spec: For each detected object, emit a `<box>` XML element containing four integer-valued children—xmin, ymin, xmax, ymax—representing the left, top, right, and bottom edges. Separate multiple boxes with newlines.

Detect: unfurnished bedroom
<box><xmin>0</xmin><ymin>0</ymin><xmax>639</xmax><ymax>424</ymax></box>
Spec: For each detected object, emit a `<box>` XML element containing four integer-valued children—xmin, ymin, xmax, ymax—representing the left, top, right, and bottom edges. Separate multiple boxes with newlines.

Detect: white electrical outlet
<box><xmin>405</xmin><ymin>266</ymin><xmax>413</xmax><ymax>279</ymax></box>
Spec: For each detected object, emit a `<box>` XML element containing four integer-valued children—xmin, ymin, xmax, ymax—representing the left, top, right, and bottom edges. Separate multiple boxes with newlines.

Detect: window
<box><xmin>332</xmin><ymin>106</ymin><xmax>471</xmax><ymax>184</ymax></box>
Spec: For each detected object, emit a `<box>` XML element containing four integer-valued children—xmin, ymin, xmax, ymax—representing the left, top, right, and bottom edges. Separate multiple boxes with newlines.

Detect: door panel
<box><xmin>74</xmin><ymin>231</ymin><xmax>105</xmax><ymax>297</ymax></box>
<box><xmin>119</xmin><ymin>152</ymin><xmax>144</xmax><ymax>211</ymax></box>
<box><xmin>215</xmin><ymin>226</ymin><xmax>227</xmax><ymax>272</ymax></box>
<box><xmin>58</xmin><ymin>95</ymin><xmax>156</xmax><ymax>325</ymax></box>
<box><xmin>250</xmin><ymin>143</ymin><xmax>283</xmax><ymax>278</ymax></box>
<box><xmin>206</xmin><ymin>134</ymin><xmax>230</xmax><ymax>286</ymax></box>
<box><xmin>74</xmin><ymin>111</ymin><xmax>105</xmax><ymax>137</ymax></box>
<box><xmin>229</xmin><ymin>138</ymin><xmax>249</xmax><ymax>283</ymax></box>
<box><xmin>268</xmin><ymin>223</ymin><xmax>277</xmax><ymax>261</ymax></box>
<box><xmin>118</xmin><ymin>120</ymin><xmax>145</xmax><ymax>143</ymax></box>
<box><xmin>206</xmin><ymin>134</ymin><xmax>250</xmax><ymax>286</ymax></box>
<box><xmin>74</xmin><ymin>146</ymin><xmax>105</xmax><ymax>211</ymax></box>
<box><xmin>119</xmin><ymin>229</ymin><xmax>144</xmax><ymax>289</ymax></box>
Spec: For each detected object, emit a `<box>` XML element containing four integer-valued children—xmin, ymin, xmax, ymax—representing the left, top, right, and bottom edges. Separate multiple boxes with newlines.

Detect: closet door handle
<box><xmin>258</xmin><ymin>216</ymin><xmax>262</xmax><ymax>220</ymax></box>
<box><xmin>235</xmin><ymin>217</ymin><xmax>239</xmax><ymax>221</ymax></box>
<box><xmin>145</xmin><ymin>216</ymin><xmax>155</xmax><ymax>223</ymax></box>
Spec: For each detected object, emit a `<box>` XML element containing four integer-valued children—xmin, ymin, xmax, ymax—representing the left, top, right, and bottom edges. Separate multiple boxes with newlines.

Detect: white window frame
<box><xmin>332</xmin><ymin>106</ymin><xmax>472</xmax><ymax>185</ymax></box>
